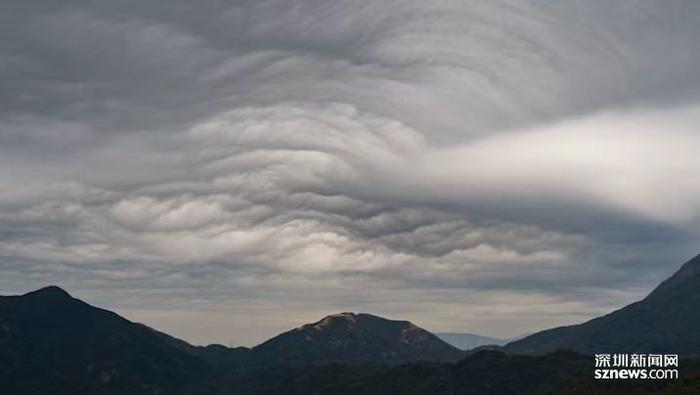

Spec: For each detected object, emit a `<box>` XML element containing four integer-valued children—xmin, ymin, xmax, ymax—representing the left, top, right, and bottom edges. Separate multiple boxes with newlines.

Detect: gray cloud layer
<box><xmin>1</xmin><ymin>0</ymin><xmax>699</xmax><ymax>345</ymax></box>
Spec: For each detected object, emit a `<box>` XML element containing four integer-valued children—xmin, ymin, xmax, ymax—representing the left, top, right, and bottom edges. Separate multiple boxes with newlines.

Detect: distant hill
<box><xmin>505</xmin><ymin>254</ymin><xmax>700</xmax><ymax>356</ymax></box>
<box><xmin>253</xmin><ymin>312</ymin><xmax>465</xmax><ymax>366</ymax></box>
<box><xmin>436</xmin><ymin>332</ymin><xmax>508</xmax><ymax>350</ymax></box>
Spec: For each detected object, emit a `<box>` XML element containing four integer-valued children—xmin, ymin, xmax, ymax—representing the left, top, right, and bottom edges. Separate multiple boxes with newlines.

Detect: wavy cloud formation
<box><xmin>1</xmin><ymin>0</ymin><xmax>699</xmax><ymax>345</ymax></box>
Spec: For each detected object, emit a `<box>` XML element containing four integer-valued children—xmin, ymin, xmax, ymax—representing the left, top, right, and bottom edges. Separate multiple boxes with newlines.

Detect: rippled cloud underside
<box><xmin>1</xmin><ymin>0</ymin><xmax>699</xmax><ymax>345</ymax></box>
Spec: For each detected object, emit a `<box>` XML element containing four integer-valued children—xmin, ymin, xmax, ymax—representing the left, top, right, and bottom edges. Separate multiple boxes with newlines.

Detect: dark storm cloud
<box><xmin>1</xmin><ymin>0</ymin><xmax>700</xmax><ymax>345</ymax></box>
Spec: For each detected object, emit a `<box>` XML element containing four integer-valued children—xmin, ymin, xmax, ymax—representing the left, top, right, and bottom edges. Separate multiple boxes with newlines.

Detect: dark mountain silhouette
<box><xmin>242</xmin><ymin>350</ymin><xmax>700</xmax><ymax>395</ymax></box>
<box><xmin>0</xmin><ymin>288</ymin><xmax>462</xmax><ymax>394</ymax></box>
<box><xmin>1</xmin><ymin>284</ymin><xmax>700</xmax><ymax>394</ymax></box>
<box><xmin>3</xmin><ymin>253</ymin><xmax>700</xmax><ymax>395</ymax></box>
<box><xmin>252</xmin><ymin>312</ymin><xmax>465</xmax><ymax>366</ymax></box>
<box><xmin>505</xmin><ymin>254</ymin><xmax>700</xmax><ymax>356</ymax></box>
<box><xmin>0</xmin><ymin>286</ymin><xmax>219</xmax><ymax>394</ymax></box>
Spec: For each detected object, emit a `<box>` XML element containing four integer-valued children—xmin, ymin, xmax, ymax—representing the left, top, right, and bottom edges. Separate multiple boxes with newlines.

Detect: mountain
<box><xmin>252</xmin><ymin>312</ymin><xmax>465</xmax><ymax>366</ymax></box>
<box><xmin>2</xmin><ymin>282</ymin><xmax>700</xmax><ymax>394</ymax></box>
<box><xmin>436</xmin><ymin>332</ymin><xmax>508</xmax><ymax>350</ymax></box>
<box><xmin>505</xmin><ymin>254</ymin><xmax>700</xmax><ymax>356</ymax></box>
<box><xmin>0</xmin><ymin>286</ymin><xmax>217</xmax><ymax>394</ymax></box>
<box><xmin>0</xmin><ymin>288</ymin><xmax>464</xmax><ymax>393</ymax></box>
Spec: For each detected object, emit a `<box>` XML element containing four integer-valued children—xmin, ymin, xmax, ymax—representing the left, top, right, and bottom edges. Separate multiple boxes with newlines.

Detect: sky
<box><xmin>1</xmin><ymin>0</ymin><xmax>700</xmax><ymax>346</ymax></box>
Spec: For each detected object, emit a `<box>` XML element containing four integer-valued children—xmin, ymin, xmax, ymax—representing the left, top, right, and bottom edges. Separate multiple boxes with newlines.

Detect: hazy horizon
<box><xmin>2</xmin><ymin>0</ymin><xmax>700</xmax><ymax>347</ymax></box>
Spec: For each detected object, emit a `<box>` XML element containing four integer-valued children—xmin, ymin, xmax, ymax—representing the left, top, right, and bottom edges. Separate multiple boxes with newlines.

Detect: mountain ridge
<box><xmin>0</xmin><ymin>285</ymin><xmax>215</xmax><ymax>394</ymax></box>
<box><xmin>505</xmin><ymin>254</ymin><xmax>700</xmax><ymax>356</ymax></box>
<box><xmin>2</xmin><ymin>253</ymin><xmax>700</xmax><ymax>392</ymax></box>
<box><xmin>252</xmin><ymin>311</ymin><xmax>465</xmax><ymax>366</ymax></box>
<box><xmin>0</xmin><ymin>287</ymin><xmax>464</xmax><ymax>380</ymax></box>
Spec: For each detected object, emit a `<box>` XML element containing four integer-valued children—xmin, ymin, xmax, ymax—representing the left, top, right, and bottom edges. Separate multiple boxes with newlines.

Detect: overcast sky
<box><xmin>1</xmin><ymin>0</ymin><xmax>700</xmax><ymax>346</ymax></box>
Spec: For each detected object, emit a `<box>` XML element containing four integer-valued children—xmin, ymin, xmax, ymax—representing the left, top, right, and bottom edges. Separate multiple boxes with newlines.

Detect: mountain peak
<box><xmin>1</xmin><ymin>285</ymin><xmax>212</xmax><ymax>392</ymax></box>
<box><xmin>23</xmin><ymin>285</ymin><xmax>72</xmax><ymax>299</ymax></box>
<box><xmin>254</xmin><ymin>312</ymin><xmax>465</xmax><ymax>365</ymax></box>
<box><xmin>301</xmin><ymin>312</ymin><xmax>420</xmax><ymax>334</ymax></box>
<box><xmin>304</xmin><ymin>312</ymin><xmax>359</xmax><ymax>330</ymax></box>
<box><xmin>319</xmin><ymin>312</ymin><xmax>357</xmax><ymax>320</ymax></box>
